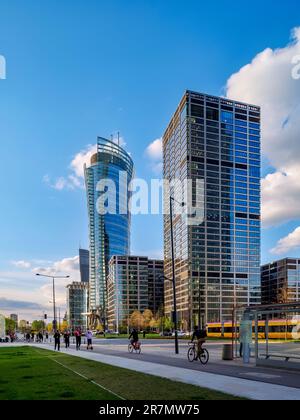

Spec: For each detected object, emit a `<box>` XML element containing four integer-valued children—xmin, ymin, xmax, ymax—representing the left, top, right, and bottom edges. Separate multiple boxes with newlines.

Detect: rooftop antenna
<box><xmin>117</xmin><ymin>131</ymin><xmax>120</xmax><ymax>148</ymax></box>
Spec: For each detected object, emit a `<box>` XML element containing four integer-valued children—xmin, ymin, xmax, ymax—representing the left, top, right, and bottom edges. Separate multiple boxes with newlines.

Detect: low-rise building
<box><xmin>261</xmin><ymin>258</ymin><xmax>300</xmax><ymax>305</ymax></box>
<box><xmin>107</xmin><ymin>256</ymin><xmax>164</xmax><ymax>332</ymax></box>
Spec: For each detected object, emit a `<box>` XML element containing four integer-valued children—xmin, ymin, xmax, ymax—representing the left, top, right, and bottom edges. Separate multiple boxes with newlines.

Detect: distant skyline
<box><xmin>0</xmin><ymin>1</ymin><xmax>300</xmax><ymax>320</ymax></box>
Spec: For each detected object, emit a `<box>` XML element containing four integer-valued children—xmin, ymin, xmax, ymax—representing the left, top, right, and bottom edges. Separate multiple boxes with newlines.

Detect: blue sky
<box><xmin>0</xmin><ymin>0</ymin><xmax>300</xmax><ymax>319</ymax></box>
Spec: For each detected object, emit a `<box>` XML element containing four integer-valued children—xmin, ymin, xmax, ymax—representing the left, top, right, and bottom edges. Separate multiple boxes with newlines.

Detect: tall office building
<box><xmin>107</xmin><ymin>256</ymin><xmax>164</xmax><ymax>332</ymax></box>
<box><xmin>148</xmin><ymin>259</ymin><xmax>164</xmax><ymax>315</ymax></box>
<box><xmin>163</xmin><ymin>91</ymin><xmax>261</xmax><ymax>328</ymax></box>
<box><xmin>85</xmin><ymin>137</ymin><xmax>134</xmax><ymax>316</ymax></box>
<box><xmin>66</xmin><ymin>282</ymin><xmax>89</xmax><ymax>331</ymax></box>
<box><xmin>79</xmin><ymin>248</ymin><xmax>89</xmax><ymax>283</ymax></box>
<box><xmin>261</xmin><ymin>258</ymin><xmax>300</xmax><ymax>305</ymax></box>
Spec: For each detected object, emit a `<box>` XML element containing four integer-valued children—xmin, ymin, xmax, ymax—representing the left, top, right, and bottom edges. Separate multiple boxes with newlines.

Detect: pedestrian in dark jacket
<box><xmin>54</xmin><ymin>330</ymin><xmax>61</xmax><ymax>351</ymax></box>
<box><xmin>64</xmin><ymin>331</ymin><xmax>70</xmax><ymax>349</ymax></box>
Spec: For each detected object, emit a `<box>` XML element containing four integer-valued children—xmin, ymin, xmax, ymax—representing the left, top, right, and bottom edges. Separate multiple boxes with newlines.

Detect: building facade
<box><xmin>66</xmin><ymin>282</ymin><xmax>89</xmax><ymax>331</ymax></box>
<box><xmin>85</xmin><ymin>137</ymin><xmax>134</xmax><ymax>317</ymax></box>
<box><xmin>79</xmin><ymin>248</ymin><xmax>90</xmax><ymax>283</ymax></box>
<box><xmin>148</xmin><ymin>259</ymin><xmax>164</xmax><ymax>315</ymax></box>
<box><xmin>107</xmin><ymin>256</ymin><xmax>164</xmax><ymax>332</ymax></box>
<box><xmin>261</xmin><ymin>258</ymin><xmax>300</xmax><ymax>305</ymax></box>
<box><xmin>163</xmin><ymin>90</ymin><xmax>261</xmax><ymax>328</ymax></box>
<box><xmin>10</xmin><ymin>314</ymin><xmax>18</xmax><ymax>324</ymax></box>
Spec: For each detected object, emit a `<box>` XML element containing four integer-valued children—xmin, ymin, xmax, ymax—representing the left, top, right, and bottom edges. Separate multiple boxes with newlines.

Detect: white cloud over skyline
<box><xmin>1</xmin><ymin>256</ymin><xmax>81</xmax><ymax>321</ymax></box>
<box><xmin>145</xmin><ymin>138</ymin><xmax>163</xmax><ymax>175</ymax></box>
<box><xmin>226</xmin><ymin>26</ymin><xmax>300</xmax><ymax>230</ymax></box>
<box><xmin>271</xmin><ymin>226</ymin><xmax>300</xmax><ymax>255</ymax></box>
<box><xmin>44</xmin><ymin>133</ymin><xmax>127</xmax><ymax>191</ymax></box>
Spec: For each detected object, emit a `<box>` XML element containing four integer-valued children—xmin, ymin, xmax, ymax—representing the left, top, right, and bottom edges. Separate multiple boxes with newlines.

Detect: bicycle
<box><xmin>187</xmin><ymin>342</ymin><xmax>209</xmax><ymax>365</ymax></box>
<box><xmin>128</xmin><ymin>341</ymin><xmax>141</xmax><ymax>354</ymax></box>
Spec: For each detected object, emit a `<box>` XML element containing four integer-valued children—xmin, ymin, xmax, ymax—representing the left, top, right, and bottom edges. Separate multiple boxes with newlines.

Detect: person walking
<box><xmin>54</xmin><ymin>330</ymin><xmax>61</xmax><ymax>351</ymax></box>
<box><xmin>86</xmin><ymin>329</ymin><xmax>93</xmax><ymax>351</ymax></box>
<box><xmin>75</xmin><ymin>329</ymin><xmax>81</xmax><ymax>351</ymax></box>
<box><xmin>64</xmin><ymin>331</ymin><xmax>70</xmax><ymax>349</ymax></box>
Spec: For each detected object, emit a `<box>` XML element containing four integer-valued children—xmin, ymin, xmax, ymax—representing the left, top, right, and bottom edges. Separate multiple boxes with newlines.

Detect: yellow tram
<box><xmin>207</xmin><ymin>319</ymin><xmax>300</xmax><ymax>340</ymax></box>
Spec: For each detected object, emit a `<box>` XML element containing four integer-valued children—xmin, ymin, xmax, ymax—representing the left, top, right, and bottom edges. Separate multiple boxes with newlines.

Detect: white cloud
<box><xmin>32</xmin><ymin>255</ymin><xmax>80</xmax><ymax>278</ymax></box>
<box><xmin>262</xmin><ymin>166</ymin><xmax>300</xmax><ymax>227</ymax></box>
<box><xmin>11</xmin><ymin>260</ymin><xmax>31</xmax><ymax>269</ymax></box>
<box><xmin>271</xmin><ymin>226</ymin><xmax>300</xmax><ymax>255</ymax></box>
<box><xmin>44</xmin><ymin>135</ymin><xmax>128</xmax><ymax>191</ymax></box>
<box><xmin>146</xmin><ymin>138</ymin><xmax>163</xmax><ymax>161</ymax></box>
<box><xmin>44</xmin><ymin>144</ymin><xmax>97</xmax><ymax>191</ymax></box>
<box><xmin>0</xmin><ymin>256</ymin><xmax>81</xmax><ymax>320</ymax></box>
<box><xmin>33</xmin><ymin>256</ymin><xmax>80</xmax><ymax>308</ymax></box>
<box><xmin>70</xmin><ymin>144</ymin><xmax>97</xmax><ymax>179</ymax></box>
<box><xmin>226</xmin><ymin>26</ymin><xmax>300</xmax><ymax>228</ymax></box>
<box><xmin>145</xmin><ymin>138</ymin><xmax>163</xmax><ymax>174</ymax></box>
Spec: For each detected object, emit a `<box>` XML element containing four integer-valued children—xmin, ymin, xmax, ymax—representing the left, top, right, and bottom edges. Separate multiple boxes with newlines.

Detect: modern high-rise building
<box><xmin>163</xmin><ymin>90</ymin><xmax>261</xmax><ymax>328</ymax></box>
<box><xmin>107</xmin><ymin>256</ymin><xmax>164</xmax><ymax>332</ymax></box>
<box><xmin>148</xmin><ymin>259</ymin><xmax>165</xmax><ymax>315</ymax></box>
<box><xmin>66</xmin><ymin>282</ymin><xmax>89</xmax><ymax>331</ymax></box>
<box><xmin>84</xmin><ymin>137</ymin><xmax>134</xmax><ymax>317</ymax></box>
<box><xmin>79</xmin><ymin>248</ymin><xmax>89</xmax><ymax>283</ymax></box>
<box><xmin>261</xmin><ymin>258</ymin><xmax>300</xmax><ymax>305</ymax></box>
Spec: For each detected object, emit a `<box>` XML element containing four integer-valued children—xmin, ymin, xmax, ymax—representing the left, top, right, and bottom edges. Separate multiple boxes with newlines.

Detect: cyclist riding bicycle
<box><xmin>191</xmin><ymin>325</ymin><xmax>207</xmax><ymax>358</ymax></box>
<box><xmin>129</xmin><ymin>328</ymin><xmax>139</xmax><ymax>349</ymax></box>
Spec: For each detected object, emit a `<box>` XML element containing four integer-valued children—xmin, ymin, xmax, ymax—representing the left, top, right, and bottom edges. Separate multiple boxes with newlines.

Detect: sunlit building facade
<box><xmin>107</xmin><ymin>256</ymin><xmax>164</xmax><ymax>332</ymax></box>
<box><xmin>261</xmin><ymin>258</ymin><xmax>300</xmax><ymax>305</ymax></box>
<box><xmin>85</xmin><ymin>137</ymin><xmax>134</xmax><ymax>317</ymax></box>
<box><xmin>66</xmin><ymin>282</ymin><xmax>88</xmax><ymax>331</ymax></box>
<box><xmin>163</xmin><ymin>91</ymin><xmax>261</xmax><ymax>328</ymax></box>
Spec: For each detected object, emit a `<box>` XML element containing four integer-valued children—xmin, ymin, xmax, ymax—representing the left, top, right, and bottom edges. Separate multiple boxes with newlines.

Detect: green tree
<box><xmin>18</xmin><ymin>320</ymin><xmax>28</xmax><ymax>333</ymax></box>
<box><xmin>31</xmin><ymin>320</ymin><xmax>45</xmax><ymax>332</ymax></box>
<box><xmin>5</xmin><ymin>318</ymin><xmax>16</xmax><ymax>334</ymax></box>
<box><xmin>163</xmin><ymin>317</ymin><xmax>174</xmax><ymax>332</ymax></box>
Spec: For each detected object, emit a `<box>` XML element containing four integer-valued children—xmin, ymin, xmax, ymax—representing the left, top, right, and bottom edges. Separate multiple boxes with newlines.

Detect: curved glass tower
<box><xmin>85</xmin><ymin>137</ymin><xmax>134</xmax><ymax>315</ymax></box>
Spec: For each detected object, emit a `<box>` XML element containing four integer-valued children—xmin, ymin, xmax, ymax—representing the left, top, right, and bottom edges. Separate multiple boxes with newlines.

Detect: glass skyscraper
<box><xmin>163</xmin><ymin>91</ymin><xmax>261</xmax><ymax>329</ymax></box>
<box><xmin>85</xmin><ymin>137</ymin><xmax>134</xmax><ymax>315</ymax></box>
<box><xmin>79</xmin><ymin>248</ymin><xmax>90</xmax><ymax>283</ymax></box>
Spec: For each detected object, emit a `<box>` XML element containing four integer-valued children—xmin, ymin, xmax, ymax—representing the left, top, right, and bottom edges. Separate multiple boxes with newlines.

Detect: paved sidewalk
<box><xmin>29</xmin><ymin>343</ymin><xmax>300</xmax><ymax>401</ymax></box>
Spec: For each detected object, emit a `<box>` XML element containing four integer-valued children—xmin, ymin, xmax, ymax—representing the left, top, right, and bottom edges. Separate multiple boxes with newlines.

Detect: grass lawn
<box><xmin>0</xmin><ymin>346</ymin><xmax>242</xmax><ymax>400</ymax></box>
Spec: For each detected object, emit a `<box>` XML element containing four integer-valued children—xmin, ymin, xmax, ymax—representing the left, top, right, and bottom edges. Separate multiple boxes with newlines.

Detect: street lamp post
<box><xmin>160</xmin><ymin>274</ymin><xmax>179</xmax><ymax>354</ymax></box>
<box><xmin>162</xmin><ymin>195</ymin><xmax>185</xmax><ymax>355</ymax></box>
<box><xmin>36</xmin><ymin>273</ymin><xmax>70</xmax><ymax>331</ymax></box>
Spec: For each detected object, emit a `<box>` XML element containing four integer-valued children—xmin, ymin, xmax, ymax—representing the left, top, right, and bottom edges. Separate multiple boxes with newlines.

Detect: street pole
<box><xmin>36</xmin><ymin>273</ymin><xmax>70</xmax><ymax>332</ymax></box>
<box><xmin>198</xmin><ymin>265</ymin><xmax>201</xmax><ymax>328</ymax></box>
<box><xmin>170</xmin><ymin>195</ymin><xmax>179</xmax><ymax>355</ymax></box>
<box><xmin>52</xmin><ymin>277</ymin><xmax>57</xmax><ymax>331</ymax></box>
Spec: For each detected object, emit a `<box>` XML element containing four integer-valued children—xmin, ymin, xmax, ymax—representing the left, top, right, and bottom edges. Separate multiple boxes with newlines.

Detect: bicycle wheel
<box><xmin>128</xmin><ymin>344</ymin><xmax>134</xmax><ymax>353</ymax></box>
<box><xmin>187</xmin><ymin>347</ymin><xmax>196</xmax><ymax>362</ymax></box>
<box><xmin>199</xmin><ymin>349</ymin><xmax>209</xmax><ymax>365</ymax></box>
